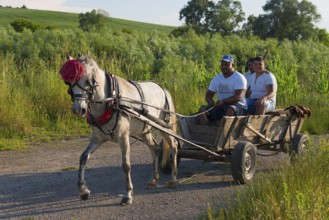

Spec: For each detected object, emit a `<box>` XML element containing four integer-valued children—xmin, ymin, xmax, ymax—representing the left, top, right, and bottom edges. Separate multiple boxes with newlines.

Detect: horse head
<box><xmin>59</xmin><ymin>51</ymin><xmax>99</xmax><ymax>117</ymax></box>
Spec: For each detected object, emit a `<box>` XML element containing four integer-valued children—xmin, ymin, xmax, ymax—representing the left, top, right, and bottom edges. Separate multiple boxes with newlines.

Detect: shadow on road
<box><xmin>0</xmin><ymin>158</ymin><xmax>236</xmax><ymax>219</ymax></box>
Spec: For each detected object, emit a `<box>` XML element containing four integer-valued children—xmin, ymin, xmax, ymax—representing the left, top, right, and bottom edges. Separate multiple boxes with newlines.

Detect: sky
<box><xmin>1</xmin><ymin>0</ymin><xmax>329</xmax><ymax>30</ymax></box>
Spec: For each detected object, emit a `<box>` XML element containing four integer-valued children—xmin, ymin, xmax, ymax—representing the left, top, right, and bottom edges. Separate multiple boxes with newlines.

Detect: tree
<box><xmin>79</xmin><ymin>9</ymin><xmax>106</xmax><ymax>32</ymax></box>
<box><xmin>206</xmin><ymin>0</ymin><xmax>245</xmax><ymax>35</ymax></box>
<box><xmin>250</xmin><ymin>0</ymin><xmax>321</xmax><ymax>40</ymax></box>
<box><xmin>179</xmin><ymin>0</ymin><xmax>245</xmax><ymax>35</ymax></box>
<box><xmin>315</xmin><ymin>28</ymin><xmax>329</xmax><ymax>47</ymax></box>
<box><xmin>240</xmin><ymin>15</ymin><xmax>256</xmax><ymax>37</ymax></box>
<box><xmin>179</xmin><ymin>0</ymin><xmax>214</xmax><ymax>34</ymax></box>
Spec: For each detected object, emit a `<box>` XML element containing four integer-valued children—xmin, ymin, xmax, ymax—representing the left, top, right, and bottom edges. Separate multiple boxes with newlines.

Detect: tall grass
<box><xmin>1</xmin><ymin>24</ymin><xmax>329</xmax><ymax>149</ymax></box>
<box><xmin>0</xmin><ymin>51</ymin><xmax>90</xmax><ymax>150</ymax></box>
<box><xmin>206</xmin><ymin>139</ymin><xmax>329</xmax><ymax>219</ymax></box>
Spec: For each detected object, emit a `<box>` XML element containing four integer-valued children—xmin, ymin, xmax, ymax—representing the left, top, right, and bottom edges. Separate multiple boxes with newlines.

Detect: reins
<box><xmin>94</xmin><ymin>96</ymin><xmax>214</xmax><ymax>120</ymax></box>
<box><xmin>62</xmin><ymin>57</ymin><xmax>211</xmax><ymax>129</ymax></box>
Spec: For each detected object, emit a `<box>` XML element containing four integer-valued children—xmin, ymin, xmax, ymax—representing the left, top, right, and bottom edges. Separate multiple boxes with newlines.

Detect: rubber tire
<box><xmin>290</xmin><ymin>133</ymin><xmax>309</xmax><ymax>161</ymax></box>
<box><xmin>158</xmin><ymin>139</ymin><xmax>181</xmax><ymax>174</ymax></box>
<box><xmin>231</xmin><ymin>141</ymin><xmax>257</xmax><ymax>184</ymax></box>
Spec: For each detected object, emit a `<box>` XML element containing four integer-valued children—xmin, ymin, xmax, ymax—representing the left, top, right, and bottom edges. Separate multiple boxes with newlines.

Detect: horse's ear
<box><xmin>86</xmin><ymin>50</ymin><xmax>92</xmax><ymax>64</ymax></box>
<box><xmin>66</xmin><ymin>53</ymin><xmax>73</xmax><ymax>60</ymax></box>
<box><xmin>77</xmin><ymin>52</ymin><xmax>81</xmax><ymax>59</ymax></box>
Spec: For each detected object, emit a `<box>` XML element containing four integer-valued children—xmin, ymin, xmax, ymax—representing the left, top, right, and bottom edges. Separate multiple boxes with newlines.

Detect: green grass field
<box><xmin>0</xmin><ymin>7</ymin><xmax>176</xmax><ymax>34</ymax></box>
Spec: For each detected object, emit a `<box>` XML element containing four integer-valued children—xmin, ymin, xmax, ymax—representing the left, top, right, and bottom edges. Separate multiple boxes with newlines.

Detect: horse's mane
<box><xmin>90</xmin><ymin>59</ymin><xmax>102</xmax><ymax>72</ymax></box>
<box><xmin>59</xmin><ymin>59</ymin><xmax>85</xmax><ymax>82</ymax></box>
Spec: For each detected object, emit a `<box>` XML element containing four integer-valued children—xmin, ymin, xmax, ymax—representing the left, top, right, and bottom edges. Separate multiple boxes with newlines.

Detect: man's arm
<box><xmin>205</xmin><ymin>90</ymin><xmax>216</xmax><ymax>106</ymax></box>
<box><xmin>215</xmin><ymin>89</ymin><xmax>246</xmax><ymax>107</ymax></box>
<box><xmin>245</xmin><ymin>86</ymin><xmax>251</xmax><ymax>98</ymax></box>
<box><xmin>255</xmin><ymin>85</ymin><xmax>275</xmax><ymax>106</ymax></box>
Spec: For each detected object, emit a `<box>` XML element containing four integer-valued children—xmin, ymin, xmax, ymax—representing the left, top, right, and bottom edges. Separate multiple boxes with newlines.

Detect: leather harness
<box><xmin>86</xmin><ymin>74</ymin><xmax>172</xmax><ymax>138</ymax></box>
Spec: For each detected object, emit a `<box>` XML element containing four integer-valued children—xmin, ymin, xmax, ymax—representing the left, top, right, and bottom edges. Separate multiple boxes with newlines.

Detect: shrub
<box><xmin>10</xmin><ymin>18</ymin><xmax>41</xmax><ymax>32</ymax></box>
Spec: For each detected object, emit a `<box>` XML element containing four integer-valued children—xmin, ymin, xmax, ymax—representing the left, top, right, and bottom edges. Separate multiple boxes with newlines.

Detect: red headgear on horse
<box><xmin>59</xmin><ymin>59</ymin><xmax>85</xmax><ymax>82</ymax></box>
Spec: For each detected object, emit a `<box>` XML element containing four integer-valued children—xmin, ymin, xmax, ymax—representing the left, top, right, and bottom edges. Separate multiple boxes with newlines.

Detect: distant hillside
<box><xmin>0</xmin><ymin>7</ymin><xmax>176</xmax><ymax>34</ymax></box>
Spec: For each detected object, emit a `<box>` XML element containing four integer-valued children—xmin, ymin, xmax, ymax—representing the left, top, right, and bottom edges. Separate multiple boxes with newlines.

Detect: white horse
<box><xmin>59</xmin><ymin>51</ymin><xmax>178</xmax><ymax>205</ymax></box>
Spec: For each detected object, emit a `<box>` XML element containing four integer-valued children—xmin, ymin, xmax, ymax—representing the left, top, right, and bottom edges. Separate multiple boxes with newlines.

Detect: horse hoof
<box><xmin>147</xmin><ymin>182</ymin><xmax>157</xmax><ymax>189</ymax></box>
<box><xmin>80</xmin><ymin>189</ymin><xmax>91</xmax><ymax>201</ymax></box>
<box><xmin>120</xmin><ymin>197</ymin><xmax>133</xmax><ymax>206</ymax></box>
<box><xmin>80</xmin><ymin>193</ymin><xmax>89</xmax><ymax>201</ymax></box>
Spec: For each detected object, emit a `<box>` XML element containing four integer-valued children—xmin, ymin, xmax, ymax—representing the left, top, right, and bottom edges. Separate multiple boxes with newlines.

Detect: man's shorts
<box><xmin>246</xmin><ymin>98</ymin><xmax>275</xmax><ymax>114</ymax></box>
<box><xmin>208</xmin><ymin>103</ymin><xmax>247</xmax><ymax>122</ymax></box>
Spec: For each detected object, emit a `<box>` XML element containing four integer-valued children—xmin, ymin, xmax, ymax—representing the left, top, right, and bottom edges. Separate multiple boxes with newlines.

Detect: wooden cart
<box><xmin>159</xmin><ymin>111</ymin><xmax>309</xmax><ymax>184</ymax></box>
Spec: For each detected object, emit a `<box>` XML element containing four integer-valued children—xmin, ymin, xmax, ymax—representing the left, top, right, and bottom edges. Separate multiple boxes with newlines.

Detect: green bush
<box><xmin>10</xmin><ymin>18</ymin><xmax>41</xmax><ymax>32</ymax></box>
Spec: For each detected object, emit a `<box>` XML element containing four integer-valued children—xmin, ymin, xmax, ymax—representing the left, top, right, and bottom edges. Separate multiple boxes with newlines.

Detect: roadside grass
<box><xmin>205</xmin><ymin>138</ymin><xmax>329</xmax><ymax>219</ymax></box>
<box><xmin>61</xmin><ymin>166</ymin><xmax>77</xmax><ymax>172</ymax></box>
<box><xmin>0</xmin><ymin>56</ymin><xmax>90</xmax><ymax>150</ymax></box>
<box><xmin>21</xmin><ymin>217</ymin><xmax>35</xmax><ymax>220</ymax></box>
<box><xmin>296</xmin><ymin>94</ymin><xmax>329</xmax><ymax>134</ymax></box>
<box><xmin>0</xmin><ymin>138</ymin><xmax>27</xmax><ymax>151</ymax></box>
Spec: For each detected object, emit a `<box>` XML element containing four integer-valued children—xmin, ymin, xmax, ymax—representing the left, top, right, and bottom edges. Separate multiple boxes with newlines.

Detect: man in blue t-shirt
<box><xmin>198</xmin><ymin>55</ymin><xmax>247</xmax><ymax>125</ymax></box>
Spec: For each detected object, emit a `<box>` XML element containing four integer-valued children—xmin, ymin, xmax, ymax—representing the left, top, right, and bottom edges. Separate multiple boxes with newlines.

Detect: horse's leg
<box><xmin>141</xmin><ymin>132</ymin><xmax>160</xmax><ymax>189</ymax></box>
<box><xmin>163</xmin><ymin>134</ymin><xmax>179</xmax><ymax>187</ymax></box>
<box><xmin>78</xmin><ymin>135</ymin><xmax>103</xmax><ymax>200</ymax></box>
<box><xmin>119</xmin><ymin>134</ymin><xmax>133</xmax><ymax>205</ymax></box>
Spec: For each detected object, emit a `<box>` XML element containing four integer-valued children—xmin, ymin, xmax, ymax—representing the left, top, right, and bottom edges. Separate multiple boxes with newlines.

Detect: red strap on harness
<box><xmin>87</xmin><ymin>104</ymin><xmax>115</xmax><ymax>125</ymax></box>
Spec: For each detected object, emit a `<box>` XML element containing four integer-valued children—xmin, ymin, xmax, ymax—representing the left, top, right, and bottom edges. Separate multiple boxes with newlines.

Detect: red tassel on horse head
<box><xmin>59</xmin><ymin>59</ymin><xmax>86</xmax><ymax>82</ymax></box>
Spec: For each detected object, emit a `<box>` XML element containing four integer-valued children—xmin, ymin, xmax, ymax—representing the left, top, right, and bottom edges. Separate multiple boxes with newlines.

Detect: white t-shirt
<box><xmin>208</xmin><ymin>71</ymin><xmax>247</xmax><ymax>109</ymax></box>
<box><xmin>249</xmin><ymin>72</ymin><xmax>277</xmax><ymax>103</ymax></box>
<box><xmin>244</xmin><ymin>71</ymin><xmax>254</xmax><ymax>88</ymax></box>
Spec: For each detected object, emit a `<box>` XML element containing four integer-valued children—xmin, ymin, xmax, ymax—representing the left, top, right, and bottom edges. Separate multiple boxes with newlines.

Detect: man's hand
<box><xmin>255</xmin><ymin>97</ymin><xmax>265</xmax><ymax>106</ymax></box>
<box><xmin>215</xmin><ymin>100</ymin><xmax>224</xmax><ymax>107</ymax></box>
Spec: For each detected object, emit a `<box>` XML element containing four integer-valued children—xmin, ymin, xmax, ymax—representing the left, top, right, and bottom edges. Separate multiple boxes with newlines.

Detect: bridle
<box><xmin>65</xmin><ymin>67</ymin><xmax>99</xmax><ymax>103</ymax></box>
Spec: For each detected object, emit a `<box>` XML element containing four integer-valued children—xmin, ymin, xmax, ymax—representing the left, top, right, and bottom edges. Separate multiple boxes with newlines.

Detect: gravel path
<box><xmin>0</xmin><ymin>138</ymin><xmax>289</xmax><ymax>220</ymax></box>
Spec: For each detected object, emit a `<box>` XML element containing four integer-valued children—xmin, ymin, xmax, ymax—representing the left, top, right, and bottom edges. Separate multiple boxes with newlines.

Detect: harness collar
<box><xmin>87</xmin><ymin>104</ymin><xmax>115</xmax><ymax>125</ymax></box>
<box><xmin>87</xmin><ymin>73</ymin><xmax>119</xmax><ymax>126</ymax></box>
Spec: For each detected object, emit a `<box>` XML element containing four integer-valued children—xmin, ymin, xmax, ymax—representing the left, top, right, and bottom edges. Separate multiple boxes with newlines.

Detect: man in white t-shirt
<box><xmin>246</xmin><ymin>56</ymin><xmax>277</xmax><ymax>115</ymax></box>
<box><xmin>198</xmin><ymin>55</ymin><xmax>247</xmax><ymax>125</ymax></box>
<box><xmin>244</xmin><ymin>58</ymin><xmax>255</xmax><ymax>98</ymax></box>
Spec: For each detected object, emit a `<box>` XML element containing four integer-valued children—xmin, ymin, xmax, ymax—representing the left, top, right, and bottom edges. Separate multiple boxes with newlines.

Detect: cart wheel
<box><xmin>158</xmin><ymin>139</ymin><xmax>181</xmax><ymax>174</ymax></box>
<box><xmin>290</xmin><ymin>133</ymin><xmax>309</xmax><ymax>161</ymax></box>
<box><xmin>231</xmin><ymin>141</ymin><xmax>257</xmax><ymax>184</ymax></box>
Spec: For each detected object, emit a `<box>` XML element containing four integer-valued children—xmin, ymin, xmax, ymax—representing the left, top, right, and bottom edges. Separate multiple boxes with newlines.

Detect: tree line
<box><xmin>77</xmin><ymin>0</ymin><xmax>329</xmax><ymax>45</ymax></box>
<box><xmin>178</xmin><ymin>0</ymin><xmax>326</xmax><ymax>42</ymax></box>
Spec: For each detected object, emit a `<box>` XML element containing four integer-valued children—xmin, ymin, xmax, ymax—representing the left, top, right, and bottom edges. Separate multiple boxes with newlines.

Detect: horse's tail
<box><xmin>160</xmin><ymin>90</ymin><xmax>177</xmax><ymax>167</ymax></box>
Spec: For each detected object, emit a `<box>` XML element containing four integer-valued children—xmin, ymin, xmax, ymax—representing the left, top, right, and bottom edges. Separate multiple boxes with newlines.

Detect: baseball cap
<box><xmin>221</xmin><ymin>55</ymin><xmax>234</xmax><ymax>63</ymax></box>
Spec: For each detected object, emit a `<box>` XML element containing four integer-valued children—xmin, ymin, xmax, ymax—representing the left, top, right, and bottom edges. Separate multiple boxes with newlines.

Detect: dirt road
<box><xmin>0</xmin><ymin>138</ymin><xmax>288</xmax><ymax>220</ymax></box>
